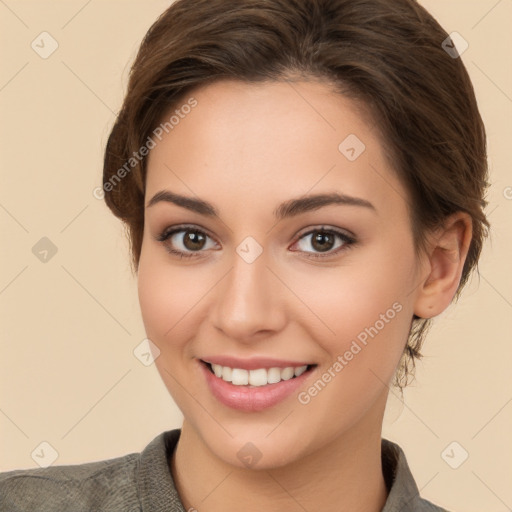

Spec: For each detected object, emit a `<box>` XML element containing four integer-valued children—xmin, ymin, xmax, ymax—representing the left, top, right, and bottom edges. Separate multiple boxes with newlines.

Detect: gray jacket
<box><xmin>0</xmin><ymin>429</ymin><xmax>449</xmax><ymax>511</ymax></box>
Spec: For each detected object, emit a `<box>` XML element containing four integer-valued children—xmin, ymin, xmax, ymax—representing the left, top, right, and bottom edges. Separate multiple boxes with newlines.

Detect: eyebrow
<box><xmin>145</xmin><ymin>190</ymin><xmax>377</xmax><ymax>219</ymax></box>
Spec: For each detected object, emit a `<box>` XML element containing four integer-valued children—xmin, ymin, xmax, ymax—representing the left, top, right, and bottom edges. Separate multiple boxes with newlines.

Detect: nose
<box><xmin>211</xmin><ymin>250</ymin><xmax>287</xmax><ymax>343</ymax></box>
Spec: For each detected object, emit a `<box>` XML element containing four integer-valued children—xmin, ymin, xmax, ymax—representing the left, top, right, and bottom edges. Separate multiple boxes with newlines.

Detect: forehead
<box><xmin>145</xmin><ymin>79</ymin><xmax>408</xmax><ymax>220</ymax></box>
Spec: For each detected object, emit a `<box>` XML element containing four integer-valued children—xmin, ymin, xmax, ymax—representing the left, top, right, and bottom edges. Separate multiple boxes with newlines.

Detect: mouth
<box><xmin>199</xmin><ymin>358</ymin><xmax>318</xmax><ymax>411</ymax></box>
<box><xmin>200</xmin><ymin>359</ymin><xmax>317</xmax><ymax>388</ymax></box>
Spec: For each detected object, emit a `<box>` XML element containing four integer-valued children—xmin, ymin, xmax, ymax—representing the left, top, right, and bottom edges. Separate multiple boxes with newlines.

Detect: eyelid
<box><xmin>155</xmin><ymin>223</ymin><xmax>217</xmax><ymax>243</ymax></box>
<box><xmin>294</xmin><ymin>224</ymin><xmax>356</xmax><ymax>241</ymax></box>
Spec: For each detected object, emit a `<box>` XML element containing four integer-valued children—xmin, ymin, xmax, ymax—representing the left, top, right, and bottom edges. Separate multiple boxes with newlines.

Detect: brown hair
<box><xmin>103</xmin><ymin>0</ymin><xmax>490</xmax><ymax>388</ymax></box>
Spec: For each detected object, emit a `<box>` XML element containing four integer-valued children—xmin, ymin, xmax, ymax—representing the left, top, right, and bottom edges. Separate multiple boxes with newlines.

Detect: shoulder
<box><xmin>0</xmin><ymin>429</ymin><xmax>184</xmax><ymax>512</ymax></box>
<box><xmin>0</xmin><ymin>451</ymin><xmax>141</xmax><ymax>512</ymax></box>
<box><xmin>381</xmin><ymin>438</ymin><xmax>451</xmax><ymax>512</ymax></box>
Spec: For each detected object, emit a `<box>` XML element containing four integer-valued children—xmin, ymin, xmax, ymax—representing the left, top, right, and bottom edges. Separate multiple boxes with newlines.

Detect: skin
<box><xmin>137</xmin><ymin>78</ymin><xmax>472</xmax><ymax>512</ymax></box>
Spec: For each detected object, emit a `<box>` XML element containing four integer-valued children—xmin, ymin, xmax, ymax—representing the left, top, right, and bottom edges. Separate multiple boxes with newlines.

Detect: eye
<box><xmin>155</xmin><ymin>224</ymin><xmax>356</xmax><ymax>260</ymax></box>
<box><xmin>155</xmin><ymin>225</ymin><xmax>218</xmax><ymax>259</ymax></box>
<box><xmin>291</xmin><ymin>226</ymin><xmax>356</xmax><ymax>259</ymax></box>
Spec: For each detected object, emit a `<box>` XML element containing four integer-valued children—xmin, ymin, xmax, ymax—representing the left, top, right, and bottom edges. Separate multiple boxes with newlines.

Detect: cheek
<box><xmin>137</xmin><ymin>248</ymin><xmax>203</xmax><ymax>353</ymax></box>
<box><xmin>137</xmin><ymin>251</ymin><xmax>208</xmax><ymax>411</ymax></box>
<box><xmin>293</xmin><ymin>260</ymin><xmax>413</xmax><ymax>430</ymax></box>
<box><xmin>293</xmin><ymin>237</ymin><xmax>415</xmax><ymax>371</ymax></box>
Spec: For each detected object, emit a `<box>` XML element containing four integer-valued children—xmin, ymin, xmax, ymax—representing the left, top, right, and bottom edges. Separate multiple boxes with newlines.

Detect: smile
<box><xmin>198</xmin><ymin>359</ymin><xmax>318</xmax><ymax>412</ymax></box>
<box><xmin>203</xmin><ymin>361</ymin><xmax>312</xmax><ymax>387</ymax></box>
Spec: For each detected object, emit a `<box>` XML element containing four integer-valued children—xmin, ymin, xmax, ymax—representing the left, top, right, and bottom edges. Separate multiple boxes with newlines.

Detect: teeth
<box><xmin>221</xmin><ymin>366</ymin><xmax>232</xmax><ymax>382</ymax></box>
<box><xmin>281</xmin><ymin>367</ymin><xmax>295</xmax><ymax>380</ymax></box>
<box><xmin>267</xmin><ymin>367</ymin><xmax>281</xmax><ymax>384</ymax></box>
<box><xmin>294</xmin><ymin>365</ymin><xmax>308</xmax><ymax>377</ymax></box>
<box><xmin>209</xmin><ymin>363</ymin><xmax>309</xmax><ymax>387</ymax></box>
<box><xmin>231</xmin><ymin>368</ymin><xmax>249</xmax><ymax>385</ymax></box>
<box><xmin>248</xmin><ymin>368</ymin><xmax>267</xmax><ymax>386</ymax></box>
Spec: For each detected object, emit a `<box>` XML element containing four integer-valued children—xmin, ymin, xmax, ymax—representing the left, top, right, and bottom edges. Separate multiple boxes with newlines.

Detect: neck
<box><xmin>171</xmin><ymin>402</ymin><xmax>388</xmax><ymax>512</ymax></box>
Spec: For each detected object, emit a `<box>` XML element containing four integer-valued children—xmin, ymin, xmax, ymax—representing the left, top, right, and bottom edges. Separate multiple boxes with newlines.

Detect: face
<box><xmin>138</xmin><ymin>78</ymin><xmax>424</xmax><ymax>469</ymax></box>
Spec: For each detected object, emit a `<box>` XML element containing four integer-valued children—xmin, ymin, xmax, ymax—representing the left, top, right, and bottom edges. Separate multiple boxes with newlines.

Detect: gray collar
<box><xmin>136</xmin><ymin>429</ymin><xmax>446</xmax><ymax>511</ymax></box>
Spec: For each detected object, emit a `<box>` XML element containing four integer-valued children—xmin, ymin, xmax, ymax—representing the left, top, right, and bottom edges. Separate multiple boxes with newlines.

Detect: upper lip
<box><xmin>200</xmin><ymin>356</ymin><xmax>315</xmax><ymax>371</ymax></box>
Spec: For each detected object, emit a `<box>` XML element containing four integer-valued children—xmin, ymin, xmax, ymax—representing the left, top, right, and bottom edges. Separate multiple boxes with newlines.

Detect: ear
<box><xmin>413</xmin><ymin>212</ymin><xmax>473</xmax><ymax>319</ymax></box>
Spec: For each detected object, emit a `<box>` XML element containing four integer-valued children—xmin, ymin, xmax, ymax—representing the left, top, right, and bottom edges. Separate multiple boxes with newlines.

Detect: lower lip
<box><xmin>199</xmin><ymin>361</ymin><xmax>315</xmax><ymax>412</ymax></box>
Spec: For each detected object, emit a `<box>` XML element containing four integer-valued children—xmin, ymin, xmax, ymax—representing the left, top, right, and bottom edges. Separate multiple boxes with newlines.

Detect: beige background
<box><xmin>0</xmin><ymin>1</ymin><xmax>511</xmax><ymax>510</ymax></box>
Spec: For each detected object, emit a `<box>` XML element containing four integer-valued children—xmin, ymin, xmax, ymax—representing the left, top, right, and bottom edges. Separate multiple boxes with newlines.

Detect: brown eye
<box><xmin>292</xmin><ymin>227</ymin><xmax>356</xmax><ymax>259</ymax></box>
<box><xmin>156</xmin><ymin>225</ymin><xmax>217</xmax><ymax>258</ymax></box>
<box><xmin>181</xmin><ymin>230</ymin><xmax>207</xmax><ymax>251</ymax></box>
<box><xmin>310</xmin><ymin>231</ymin><xmax>336</xmax><ymax>252</ymax></box>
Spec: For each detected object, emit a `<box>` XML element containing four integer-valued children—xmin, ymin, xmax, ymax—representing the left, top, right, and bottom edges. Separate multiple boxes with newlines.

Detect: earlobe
<box><xmin>413</xmin><ymin>212</ymin><xmax>473</xmax><ymax>319</ymax></box>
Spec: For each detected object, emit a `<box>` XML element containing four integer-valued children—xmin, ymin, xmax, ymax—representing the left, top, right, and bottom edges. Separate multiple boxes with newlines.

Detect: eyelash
<box><xmin>155</xmin><ymin>224</ymin><xmax>357</xmax><ymax>260</ymax></box>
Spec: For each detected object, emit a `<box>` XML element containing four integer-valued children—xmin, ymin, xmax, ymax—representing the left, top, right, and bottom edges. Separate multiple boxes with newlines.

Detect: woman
<box><xmin>0</xmin><ymin>0</ymin><xmax>490</xmax><ymax>510</ymax></box>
